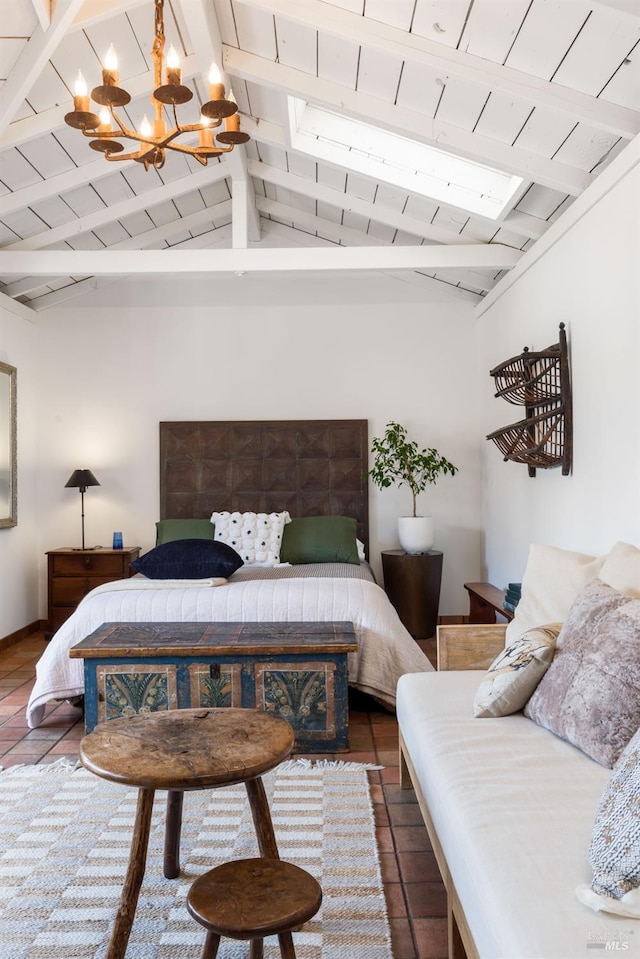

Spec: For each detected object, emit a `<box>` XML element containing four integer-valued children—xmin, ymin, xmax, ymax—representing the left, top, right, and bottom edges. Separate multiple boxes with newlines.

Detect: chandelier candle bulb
<box><xmin>208</xmin><ymin>62</ymin><xmax>225</xmax><ymax>101</ymax></box>
<box><xmin>97</xmin><ymin>108</ymin><xmax>112</xmax><ymax>133</ymax></box>
<box><xmin>102</xmin><ymin>45</ymin><xmax>119</xmax><ymax>86</ymax></box>
<box><xmin>166</xmin><ymin>45</ymin><xmax>181</xmax><ymax>86</ymax></box>
<box><xmin>225</xmin><ymin>113</ymin><xmax>240</xmax><ymax>133</ymax></box>
<box><xmin>199</xmin><ymin>123</ymin><xmax>214</xmax><ymax>147</ymax></box>
<box><xmin>73</xmin><ymin>71</ymin><xmax>90</xmax><ymax>112</ymax></box>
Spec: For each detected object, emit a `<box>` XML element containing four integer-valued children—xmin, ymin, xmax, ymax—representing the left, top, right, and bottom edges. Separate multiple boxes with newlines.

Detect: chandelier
<box><xmin>64</xmin><ymin>0</ymin><xmax>249</xmax><ymax>170</ymax></box>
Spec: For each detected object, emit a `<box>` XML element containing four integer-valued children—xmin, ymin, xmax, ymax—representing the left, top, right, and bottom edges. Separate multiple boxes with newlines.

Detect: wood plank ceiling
<box><xmin>0</xmin><ymin>0</ymin><xmax>637</xmax><ymax>311</ymax></box>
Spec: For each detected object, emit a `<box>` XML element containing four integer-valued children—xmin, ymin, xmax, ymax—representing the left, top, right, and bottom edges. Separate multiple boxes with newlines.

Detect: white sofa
<box><xmin>397</xmin><ymin>623</ymin><xmax>640</xmax><ymax>959</ymax></box>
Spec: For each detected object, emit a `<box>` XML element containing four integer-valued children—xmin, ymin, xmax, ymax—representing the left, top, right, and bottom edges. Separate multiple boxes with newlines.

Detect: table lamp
<box><xmin>65</xmin><ymin>469</ymin><xmax>100</xmax><ymax>549</ymax></box>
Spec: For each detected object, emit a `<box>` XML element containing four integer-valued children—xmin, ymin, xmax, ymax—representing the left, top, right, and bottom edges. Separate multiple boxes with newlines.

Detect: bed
<box><xmin>27</xmin><ymin>419</ymin><xmax>433</xmax><ymax>728</ymax></box>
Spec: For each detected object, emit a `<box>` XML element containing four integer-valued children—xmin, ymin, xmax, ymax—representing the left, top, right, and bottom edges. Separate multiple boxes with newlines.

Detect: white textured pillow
<box><xmin>576</xmin><ymin>728</ymin><xmax>640</xmax><ymax>918</ymax></box>
<box><xmin>600</xmin><ymin>541</ymin><xmax>640</xmax><ymax>598</ymax></box>
<box><xmin>473</xmin><ymin>624</ymin><xmax>561</xmax><ymax>718</ymax></box>
<box><xmin>211</xmin><ymin>511</ymin><xmax>291</xmax><ymax>566</ymax></box>
<box><xmin>505</xmin><ymin>544</ymin><xmax>605</xmax><ymax>643</ymax></box>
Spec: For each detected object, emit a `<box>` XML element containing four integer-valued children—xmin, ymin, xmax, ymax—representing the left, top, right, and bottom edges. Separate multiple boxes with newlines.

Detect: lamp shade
<box><xmin>65</xmin><ymin>469</ymin><xmax>100</xmax><ymax>491</ymax></box>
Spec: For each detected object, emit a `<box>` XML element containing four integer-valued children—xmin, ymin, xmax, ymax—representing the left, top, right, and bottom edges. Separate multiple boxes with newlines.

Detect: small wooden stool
<box><xmin>187</xmin><ymin>858</ymin><xmax>322</xmax><ymax>959</ymax></box>
<box><xmin>80</xmin><ymin>708</ymin><xmax>294</xmax><ymax>959</ymax></box>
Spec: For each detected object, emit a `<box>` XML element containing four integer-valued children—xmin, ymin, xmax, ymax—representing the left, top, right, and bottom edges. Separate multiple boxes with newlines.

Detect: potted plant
<box><xmin>369</xmin><ymin>421</ymin><xmax>458</xmax><ymax>554</ymax></box>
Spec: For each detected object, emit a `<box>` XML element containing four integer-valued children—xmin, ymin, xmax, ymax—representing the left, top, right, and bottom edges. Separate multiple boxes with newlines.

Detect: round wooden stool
<box><xmin>80</xmin><ymin>708</ymin><xmax>294</xmax><ymax>959</ymax></box>
<box><xmin>187</xmin><ymin>858</ymin><xmax>322</xmax><ymax>959</ymax></box>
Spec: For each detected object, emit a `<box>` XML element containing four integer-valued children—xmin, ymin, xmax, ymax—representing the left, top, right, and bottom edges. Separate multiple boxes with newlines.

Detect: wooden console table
<box><xmin>464</xmin><ymin>582</ymin><xmax>514</xmax><ymax>624</ymax></box>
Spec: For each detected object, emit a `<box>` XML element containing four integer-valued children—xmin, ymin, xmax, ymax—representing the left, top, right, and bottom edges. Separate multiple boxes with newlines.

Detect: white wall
<box><xmin>31</xmin><ymin>271</ymin><xmax>482</xmax><ymax>625</ymax></box>
<box><xmin>478</xmin><ymin>153</ymin><xmax>640</xmax><ymax>588</ymax></box>
<box><xmin>0</xmin><ymin>304</ymin><xmax>39</xmax><ymax>636</ymax></box>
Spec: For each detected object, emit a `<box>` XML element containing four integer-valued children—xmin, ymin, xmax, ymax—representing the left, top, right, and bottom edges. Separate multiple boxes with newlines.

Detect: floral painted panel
<box><xmin>96</xmin><ymin>664</ymin><xmax>178</xmax><ymax>723</ymax></box>
<box><xmin>189</xmin><ymin>663</ymin><xmax>242</xmax><ymax>708</ymax></box>
<box><xmin>254</xmin><ymin>661</ymin><xmax>337</xmax><ymax>739</ymax></box>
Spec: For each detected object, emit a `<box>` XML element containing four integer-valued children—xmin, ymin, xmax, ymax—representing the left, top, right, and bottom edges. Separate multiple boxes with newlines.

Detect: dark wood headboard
<box><xmin>160</xmin><ymin>420</ymin><xmax>369</xmax><ymax>553</ymax></box>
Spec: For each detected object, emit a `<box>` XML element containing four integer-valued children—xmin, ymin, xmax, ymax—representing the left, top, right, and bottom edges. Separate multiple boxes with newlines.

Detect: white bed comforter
<box><xmin>27</xmin><ymin>575</ymin><xmax>432</xmax><ymax>727</ymax></box>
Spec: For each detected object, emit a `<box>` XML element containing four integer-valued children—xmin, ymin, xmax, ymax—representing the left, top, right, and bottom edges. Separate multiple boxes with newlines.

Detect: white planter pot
<box><xmin>398</xmin><ymin>516</ymin><xmax>435</xmax><ymax>554</ymax></box>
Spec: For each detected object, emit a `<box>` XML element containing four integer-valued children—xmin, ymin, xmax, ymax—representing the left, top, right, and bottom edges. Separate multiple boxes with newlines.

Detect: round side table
<box><xmin>382</xmin><ymin>549</ymin><xmax>443</xmax><ymax>638</ymax></box>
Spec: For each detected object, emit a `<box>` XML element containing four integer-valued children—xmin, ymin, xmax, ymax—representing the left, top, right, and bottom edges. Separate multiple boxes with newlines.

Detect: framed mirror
<box><xmin>0</xmin><ymin>362</ymin><xmax>17</xmax><ymax>528</ymax></box>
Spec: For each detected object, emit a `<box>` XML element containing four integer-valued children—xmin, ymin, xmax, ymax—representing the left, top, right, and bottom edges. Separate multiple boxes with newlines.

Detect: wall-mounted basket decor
<box><xmin>486</xmin><ymin>323</ymin><xmax>572</xmax><ymax>477</ymax></box>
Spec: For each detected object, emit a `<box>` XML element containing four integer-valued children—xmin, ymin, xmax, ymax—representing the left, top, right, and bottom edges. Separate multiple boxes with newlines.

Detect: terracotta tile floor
<box><xmin>0</xmin><ymin>631</ymin><xmax>447</xmax><ymax>959</ymax></box>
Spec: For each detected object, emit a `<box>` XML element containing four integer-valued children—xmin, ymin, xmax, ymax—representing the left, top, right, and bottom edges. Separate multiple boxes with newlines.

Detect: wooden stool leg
<box><xmin>164</xmin><ymin>789</ymin><xmax>184</xmax><ymax>879</ymax></box>
<box><xmin>245</xmin><ymin>777</ymin><xmax>279</xmax><ymax>859</ymax></box>
<box><xmin>278</xmin><ymin>930</ymin><xmax>297</xmax><ymax>959</ymax></box>
<box><xmin>250</xmin><ymin>939</ymin><xmax>264</xmax><ymax>959</ymax></box>
<box><xmin>200</xmin><ymin>930</ymin><xmax>221</xmax><ymax>959</ymax></box>
<box><xmin>105</xmin><ymin>787</ymin><xmax>155</xmax><ymax>959</ymax></box>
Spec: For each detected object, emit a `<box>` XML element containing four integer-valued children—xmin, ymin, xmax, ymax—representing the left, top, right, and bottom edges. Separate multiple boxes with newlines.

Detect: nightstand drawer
<box><xmin>52</xmin><ymin>576</ymin><xmax>116</xmax><ymax>605</ymax></box>
<box><xmin>51</xmin><ymin>552</ymin><xmax>129</xmax><ymax>577</ymax></box>
<box><xmin>46</xmin><ymin>547</ymin><xmax>140</xmax><ymax>640</ymax></box>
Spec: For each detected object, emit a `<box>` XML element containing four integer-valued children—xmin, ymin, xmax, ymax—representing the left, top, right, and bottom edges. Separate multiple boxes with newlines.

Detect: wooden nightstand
<box><xmin>382</xmin><ymin>549</ymin><xmax>443</xmax><ymax>639</ymax></box>
<box><xmin>46</xmin><ymin>547</ymin><xmax>140</xmax><ymax>638</ymax></box>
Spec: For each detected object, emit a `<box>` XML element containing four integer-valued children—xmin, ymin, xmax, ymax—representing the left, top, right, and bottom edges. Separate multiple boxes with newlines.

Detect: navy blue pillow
<box><xmin>131</xmin><ymin>539</ymin><xmax>243</xmax><ymax>579</ymax></box>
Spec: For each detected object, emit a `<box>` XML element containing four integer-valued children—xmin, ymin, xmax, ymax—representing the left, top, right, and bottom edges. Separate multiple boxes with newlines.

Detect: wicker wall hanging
<box><xmin>486</xmin><ymin>323</ymin><xmax>572</xmax><ymax>477</ymax></box>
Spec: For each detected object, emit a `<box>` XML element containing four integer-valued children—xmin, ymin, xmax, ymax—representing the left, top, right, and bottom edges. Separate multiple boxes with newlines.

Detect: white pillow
<box><xmin>473</xmin><ymin>624</ymin><xmax>561</xmax><ymax>718</ymax></box>
<box><xmin>211</xmin><ymin>511</ymin><xmax>291</xmax><ymax>566</ymax></box>
<box><xmin>576</xmin><ymin>727</ymin><xmax>640</xmax><ymax>918</ymax></box>
<box><xmin>600</xmin><ymin>541</ymin><xmax>640</xmax><ymax>598</ymax></box>
<box><xmin>505</xmin><ymin>544</ymin><xmax>605</xmax><ymax>643</ymax></box>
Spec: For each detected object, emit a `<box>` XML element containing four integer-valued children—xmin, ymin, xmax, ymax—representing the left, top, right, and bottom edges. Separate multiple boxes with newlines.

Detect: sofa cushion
<box><xmin>473</xmin><ymin>624</ymin><xmax>561</xmax><ymax>718</ymax></box>
<box><xmin>576</xmin><ymin>728</ymin><xmax>640</xmax><ymax>918</ymax></box>
<box><xmin>505</xmin><ymin>544</ymin><xmax>604</xmax><ymax>643</ymax></box>
<box><xmin>600</xmin><ymin>541</ymin><xmax>640</xmax><ymax>598</ymax></box>
<box><xmin>524</xmin><ymin>580</ymin><xmax>640</xmax><ymax>768</ymax></box>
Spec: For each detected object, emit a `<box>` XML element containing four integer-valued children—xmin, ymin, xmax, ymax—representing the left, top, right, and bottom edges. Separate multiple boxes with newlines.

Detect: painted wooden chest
<box><xmin>69</xmin><ymin>621</ymin><xmax>358</xmax><ymax>752</ymax></box>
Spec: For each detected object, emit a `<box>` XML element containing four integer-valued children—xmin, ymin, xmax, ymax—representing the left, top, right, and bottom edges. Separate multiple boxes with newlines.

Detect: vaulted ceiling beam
<box><xmin>236</xmin><ymin>0</ymin><xmax>640</xmax><ymax>138</ymax></box>
<box><xmin>175</xmin><ymin>0</ymin><xmax>259</xmax><ymax>247</ymax></box>
<box><xmin>247</xmin><ymin>159</ymin><xmax>478</xmax><ymax>246</ymax></box>
<box><xmin>4</xmin><ymin>163</ymin><xmax>231</xmax><ymax>251</ymax></box>
<box><xmin>225</xmin><ymin>48</ymin><xmax>591</xmax><ymax>196</ymax></box>
<box><xmin>0</xmin><ymin>244</ymin><xmax>522</xmax><ymax>276</ymax></box>
<box><xmin>0</xmin><ymin>0</ymin><xmax>85</xmax><ymax>137</ymax></box>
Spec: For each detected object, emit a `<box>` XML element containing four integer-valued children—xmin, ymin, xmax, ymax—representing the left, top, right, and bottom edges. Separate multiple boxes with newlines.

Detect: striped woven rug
<box><xmin>0</xmin><ymin>759</ymin><xmax>392</xmax><ymax>959</ymax></box>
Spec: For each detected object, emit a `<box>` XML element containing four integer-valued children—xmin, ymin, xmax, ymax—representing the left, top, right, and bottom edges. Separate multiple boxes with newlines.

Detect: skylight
<box><xmin>287</xmin><ymin>98</ymin><xmax>524</xmax><ymax>220</ymax></box>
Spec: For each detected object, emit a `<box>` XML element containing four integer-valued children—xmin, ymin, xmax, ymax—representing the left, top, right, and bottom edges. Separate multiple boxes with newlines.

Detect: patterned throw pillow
<box><xmin>525</xmin><ymin>580</ymin><xmax>640</xmax><ymax>768</ymax></box>
<box><xmin>576</xmin><ymin>729</ymin><xmax>640</xmax><ymax>918</ymax></box>
<box><xmin>210</xmin><ymin>511</ymin><xmax>291</xmax><ymax>566</ymax></box>
<box><xmin>473</xmin><ymin>624</ymin><xmax>561</xmax><ymax>718</ymax></box>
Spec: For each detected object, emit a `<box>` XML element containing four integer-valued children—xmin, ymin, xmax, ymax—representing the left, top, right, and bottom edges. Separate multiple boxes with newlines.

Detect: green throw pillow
<box><xmin>155</xmin><ymin>518</ymin><xmax>215</xmax><ymax>546</ymax></box>
<box><xmin>280</xmin><ymin>515</ymin><xmax>359</xmax><ymax>565</ymax></box>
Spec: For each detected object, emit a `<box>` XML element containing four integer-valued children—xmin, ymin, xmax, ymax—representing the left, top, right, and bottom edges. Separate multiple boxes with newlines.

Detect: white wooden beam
<box><xmin>236</xmin><ymin>0</ymin><xmax>640</xmax><ymax>139</ymax></box>
<box><xmin>4</xmin><ymin>163</ymin><xmax>231</xmax><ymax>251</ymax></box>
<box><xmin>30</xmin><ymin>0</ymin><xmax>51</xmax><ymax>30</ymax></box>
<box><xmin>0</xmin><ymin>0</ymin><xmax>85</xmax><ymax>137</ymax></box>
<box><xmin>0</xmin><ymin>244</ymin><xmax>523</xmax><ymax>275</ymax></box>
<box><xmin>256</xmin><ymin>197</ymin><xmax>382</xmax><ymax>247</ymax></box>
<box><xmin>70</xmin><ymin>0</ymin><xmax>149</xmax><ymax>30</ymax></box>
<box><xmin>249</xmin><ymin>160</ymin><xmax>491</xmax><ymax>245</ymax></box>
<box><xmin>0</xmin><ymin>287</ymin><xmax>37</xmax><ymax>321</ymax></box>
<box><xmin>225</xmin><ymin>48</ymin><xmax>591</xmax><ymax>196</ymax></box>
<box><xmin>175</xmin><ymin>0</ymin><xmax>259</xmax><ymax>247</ymax></box>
